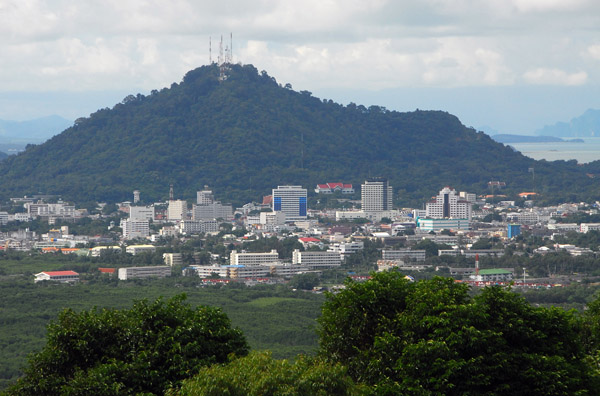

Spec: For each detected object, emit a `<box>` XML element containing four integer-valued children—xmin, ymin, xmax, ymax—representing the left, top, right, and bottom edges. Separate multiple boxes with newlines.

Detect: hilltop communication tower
<box><xmin>214</xmin><ymin>33</ymin><xmax>233</xmax><ymax>81</ymax></box>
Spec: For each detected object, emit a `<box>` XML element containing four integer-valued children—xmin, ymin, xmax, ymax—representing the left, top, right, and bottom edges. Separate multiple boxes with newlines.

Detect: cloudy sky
<box><xmin>1</xmin><ymin>0</ymin><xmax>599</xmax><ymax>134</ymax></box>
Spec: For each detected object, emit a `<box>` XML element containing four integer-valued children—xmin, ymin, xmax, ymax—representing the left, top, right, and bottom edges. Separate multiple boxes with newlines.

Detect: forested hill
<box><xmin>0</xmin><ymin>63</ymin><xmax>597</xmax><ymax>205</ymax></box>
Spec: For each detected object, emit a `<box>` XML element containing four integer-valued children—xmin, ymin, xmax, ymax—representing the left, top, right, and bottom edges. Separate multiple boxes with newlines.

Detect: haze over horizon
<box><xmin>1</xmin><ymin>1</ymin><xmax>599</xmax><ymax>135</ymax></box>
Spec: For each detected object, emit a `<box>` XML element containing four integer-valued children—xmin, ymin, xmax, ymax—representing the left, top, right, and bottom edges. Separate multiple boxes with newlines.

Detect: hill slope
<box><xmin>0</xmin><ymin>64</ymin><xmax>597</xmax><ymax>205</ymax></box>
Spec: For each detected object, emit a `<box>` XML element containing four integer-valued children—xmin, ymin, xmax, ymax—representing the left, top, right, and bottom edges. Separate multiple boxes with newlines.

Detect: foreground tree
<box><xmin>169</xmin><ymin>351</ymin><xmax>366</xmax><ymax>396</ymax></box>
<box><xmin>318</xmin><ymin>272</ymin><xmax>599</xmax><ymax>395</ymax></box>
<box><xmin>5</xmin><ymin>294</ymin><xmax>248</xmax><ymax>396</ymax></box>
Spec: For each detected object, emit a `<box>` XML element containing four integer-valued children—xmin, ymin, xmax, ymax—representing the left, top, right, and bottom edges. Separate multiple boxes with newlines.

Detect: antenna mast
<box><xmin>169</xmin><ymin>184</ymin><xmax>174</xmax><ymax>201</ymax></box>
<box><xmin>209</xmin><ymin>37</ymin><xmax>212</xmax><ymax>64</ymax></box>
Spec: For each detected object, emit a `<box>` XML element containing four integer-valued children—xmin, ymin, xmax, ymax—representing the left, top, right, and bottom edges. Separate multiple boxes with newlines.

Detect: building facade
<box><xmin>426</xmin><ymin>187</ymin><xmax>472</xmax><ymax>220</ymax></box>
<box><xmin>272</xmin><ymin>185</ymin><xmax>307</xmax><ymax>222</ymax></box>
<box><xmin>230</xmin><ymin>249</ymin><xmax>280</xmax><ymax>266</ymax></box>
<box><xmin>118</xmin><ymin>266</ymin><xmax>171</xmax><ymax>280</ymax></box>
<box><xmin>361</xmin><ymin>178</ymin><xmax>393</xmax><ymax>212</ymax></box>
<box><xmin>292</xmin><ymin>249</ymin><xmax>342</xmax><ymax>269</ymax></box>
<box><xmin>167</xmin><ymin>200</ymin><xmax>187</xmax><ymax>221</ymax></box>
<box><xmin>130</xmin><ymin>206</ymin><xmax>155</xmax><ymax>221</ymax></box>
<box><xmin>120</xmin><ymin>219</ymin><xmax>150</xmax><ymax>240</ymax></box>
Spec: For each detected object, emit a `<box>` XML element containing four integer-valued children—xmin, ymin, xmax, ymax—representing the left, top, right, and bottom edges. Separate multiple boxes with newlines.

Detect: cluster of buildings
<box><xmin>9</xmin><ymin>177</ymin><xmax>600</xmax><ymax>286</ymax></box>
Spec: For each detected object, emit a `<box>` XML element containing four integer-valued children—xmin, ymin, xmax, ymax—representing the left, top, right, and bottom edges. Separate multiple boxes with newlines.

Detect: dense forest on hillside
<box><xmin>0</xmin><ymin>64</ymin><xmax>598</xmax><ymax>205</ymax></box>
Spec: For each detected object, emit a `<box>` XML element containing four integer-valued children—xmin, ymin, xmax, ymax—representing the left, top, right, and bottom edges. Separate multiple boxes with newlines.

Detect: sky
<box><xmin>1</xmin><ymin>0</ymin><xmax>599</xmax><ymax>134</ymax></box>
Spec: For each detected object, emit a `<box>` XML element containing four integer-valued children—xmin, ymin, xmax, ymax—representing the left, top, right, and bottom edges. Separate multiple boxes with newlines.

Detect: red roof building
<box><xmin>315</xmin><ymin>183</ymin><xmax>354</xmax><ymax>194</ymax></box>
<box><xmin>34</xmin><ymin>270</ymin><xmax>80</xmax><ymax>283</ymax></box>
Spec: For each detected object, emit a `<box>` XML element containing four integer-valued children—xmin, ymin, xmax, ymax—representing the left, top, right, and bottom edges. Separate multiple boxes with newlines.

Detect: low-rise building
<box><xmin>34</xmin><ymin>270</ymin><xmax>79</xmax><ymax>283</ymax></box>
<box><xmin>90</xmin><ymin>246</ymin><xmax>121</xmax><ymax>257</ymax></box>
<box><xmin>230</xmin><ymin>249</ymin><xmax>279</xmax><ymax>266</ymax></box>
<box><xmin>125</xmin><ymin>245</ymin><xmax>156</xmax><ymax>255</ymax></box>
<box><xmin>179</xmin><ymin>219</ymin><xmax>219</xmax><ymax>234</ymax></box>
<box><xmin>469</xmin><ymin>268</ymin><xmax>514</xmax><ymax>282</ymax></box>
<box><xmin>382</xmin><ymin>249</ymin><xmax>426</xmax><ymax>262</ymax></box>
<box><xmin>328</xmin><ymin>241</ymin><xmax>364</xmax><ymax>259</ymax></box>
<box><xmin>118</xmin><ymin>265</ymin><xmax>171</xmax><ymax>280</ymax></box>
<box><xmin>292</xmin><ymin>249</ymin><xmax>342</xmax><ymax>269</ymax></box>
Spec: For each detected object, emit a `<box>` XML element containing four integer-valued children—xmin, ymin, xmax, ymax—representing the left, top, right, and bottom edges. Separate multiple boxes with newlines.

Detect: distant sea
<box><xmin>509</xmin><ymin>137</ymin><xmax>600</xmax><ymax>164</ymax></box>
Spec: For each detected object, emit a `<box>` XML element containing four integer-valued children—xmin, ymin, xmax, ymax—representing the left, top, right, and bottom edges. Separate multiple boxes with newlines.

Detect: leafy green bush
<box><xmin>4</xmin><ymin>294</ymin><xmax>248</xmax><ymax>395</ymax></box>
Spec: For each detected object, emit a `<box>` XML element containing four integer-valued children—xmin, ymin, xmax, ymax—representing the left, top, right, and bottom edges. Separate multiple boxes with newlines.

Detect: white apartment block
<box><xmin>167</xmin><ymin>200</ymin><xmax>187</xmax><ymax>221</ymax></box>
<box><xmin>417</xmin><ymin>218</ymin><xmax>471</xmax><ymax>231</ymax></box>
<box><xmin>328</xmin><ymin>241</ymin><xmax>365</xmax><ymax>258</ymax></box>
<box><xmin>426</xmin><ymin>187</ymin><xmax>472</xmax><ymax>220</ymax></box>
<box><xmin>179</xmin><ymin>219</ymin><xmax>219</xmax><ymax>234</ymax></box>
<box><xmin>130</xmin><ymin>206</ymin><xmax>155</xmax><ymax>221</ymax></box>
<box><xmin>120</xmin><ymin>219</ymin><xmax>150</xmax><ymax>240</ymax></box>
<box><xmin>382</xmin><ymin>249</ymin><xmax>427</xmax><ymax>262</ymax></box>
<box><xmin>230</xmin><ymin>249</ymin><xmax>280</xmax><ymax>266</ymax></box>
<box><xmin>26</xmin><ymin>202</ymin><xmax>77</xmax><ymax>218</ymax></box>
<box><xmin>361</xmin><ymin>178</ymin><xmax>393</xmax><ymax>212</ymax></box>
<box><xmin>272</xmin><ymin>185</ymin><xmax>307</xmax><ymax>222</ymax></box>
<box><xmin>292</xmin><ymin>249</ymin><xmax>342</xmax><ymax>269</ymax></box>
<box><xmin>190</xmin><ymin>264</ymin><xmax>271</xmax><ymax>279</ymax></box>
<box><xmin>0</xmin><ymin>212</ymin><xmax>8</xmax><ymax>225</ymax></box>
<box><xmin>118</xmin><ymin>265</ymin><xmax>171</xmax><ymax>280</ymax></box>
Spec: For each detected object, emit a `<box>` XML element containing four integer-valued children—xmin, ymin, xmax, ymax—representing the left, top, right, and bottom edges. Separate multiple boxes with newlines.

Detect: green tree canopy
<box><xmin>170</xmin><ymin>351</ymin><xmax>365</xmax><ymax>396</ymax></box>
<box><xmin>5</xmin><ymin>294</ymin><xmax>248</xmax><ymax>396</ymax></box>
<box><xmin>318</xmin><ymin>272</ymin><xmax>598</xmax><ymax>395</ymax></box>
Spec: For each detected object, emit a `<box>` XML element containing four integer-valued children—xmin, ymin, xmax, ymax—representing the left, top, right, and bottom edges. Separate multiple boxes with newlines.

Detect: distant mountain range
<box><xmin>0</xmin><ymin>115</ymin><xmax>72</xmax><ymax>144</ymax></box>
<box><xmin>491</xmin><ymin>135</ymin><xmax>584</xmax><ymax>144</ymax></box>
<box><xmin>0</xmin><ymin>64</ymin><xmax>598</xmax><ymax>205</ymax></box>
<box><xmin>535</xmin><ymin>109</ymin><xmax>600</xmax><ymax>138</ymax></box>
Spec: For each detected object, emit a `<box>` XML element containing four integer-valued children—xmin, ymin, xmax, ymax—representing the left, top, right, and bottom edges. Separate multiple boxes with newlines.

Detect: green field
<box><xmin>0</xmin><ymin>276</ymin><xmax>324</xmax><ymax>390</ymax></box>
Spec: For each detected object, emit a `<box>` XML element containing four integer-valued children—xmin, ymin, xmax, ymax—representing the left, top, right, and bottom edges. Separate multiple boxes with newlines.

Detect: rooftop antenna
<box><xmin>169</xmin><ymin>184</ymin><xmax>174</xmax><ymax>201</ymax></box>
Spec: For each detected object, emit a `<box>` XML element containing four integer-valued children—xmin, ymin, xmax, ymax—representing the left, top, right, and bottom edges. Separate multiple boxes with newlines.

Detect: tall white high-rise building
<box><xmin>168</xmin><ymin>200</ymin><xmax>187</xmax><ymax>221</ymax></box>
<box><xmin>361</xmin><ymin>178</ymin><xmax>393</xmax><ymax>212</ymax></box>
<box><xmin>426</xmin><ymin>187</ymin><xmax>472</xmax><ymax>220</ymax></box>
<box><xmin>120</xmin><ymin>219</ymin><xmax>150</xmax><ymax>240</ymax></box>
<box><xmin>272</xmin><ymin>185</ymin><xmax>307</xmax><ymax>222</ymax></box>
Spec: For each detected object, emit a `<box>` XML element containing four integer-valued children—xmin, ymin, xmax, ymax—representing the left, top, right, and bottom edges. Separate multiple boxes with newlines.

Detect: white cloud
<box><xmin>0</xmin><ymin>0</ymin><xmax>598</xmax><ymax>94</ymax></box>
<box><xmin>587</xmin><ymin>44</ymin><xmax>600</xmax><ymax>60</ymax></box>
<box><xmin>523</xmin><ymin>68</ymin><xmax>588</xmax><ymax>86</ymax></box>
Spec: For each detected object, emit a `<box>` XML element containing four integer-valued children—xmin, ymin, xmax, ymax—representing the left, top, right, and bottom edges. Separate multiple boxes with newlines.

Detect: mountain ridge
<box><xmin>0</xmin><ymin>63</ymin><xmax>597</xmax><ymax>205</ymax></box>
